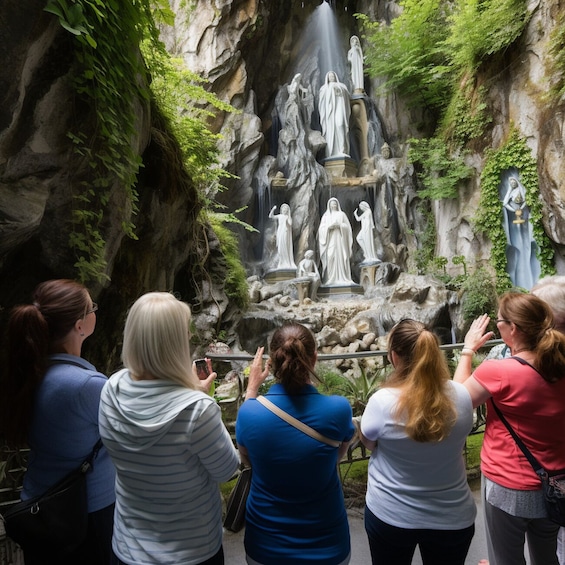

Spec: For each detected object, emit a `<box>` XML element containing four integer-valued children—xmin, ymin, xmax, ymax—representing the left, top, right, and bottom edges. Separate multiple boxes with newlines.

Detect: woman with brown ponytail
<box><xmin>236</xmin><ymin>322</ymin><xmax>355</xmax><ymax>565</ymax></box>
<box><xmin>455</xmin><ymin>292</ymin><xmax>565</xmax><ymax>565</ymax></box>
<box><xmin>1</xmin><ymin>279</ymin><xmax>115</xmax><ymax>564</ymax></box>
<box><xmin>361</xmin><ymin>319</ymin><xmax>476</xmax><ymax>565</ymax></box>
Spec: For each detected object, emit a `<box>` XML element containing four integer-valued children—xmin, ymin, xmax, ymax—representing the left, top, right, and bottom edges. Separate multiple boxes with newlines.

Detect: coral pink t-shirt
<box><xmin>474</xmin><ymin>357</ymin><xmax>565</xmax><ymax>490</ymax></box>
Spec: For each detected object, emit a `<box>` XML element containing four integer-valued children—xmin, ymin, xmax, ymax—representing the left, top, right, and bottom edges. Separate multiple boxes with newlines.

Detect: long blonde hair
<box><xmin>122</xmin><ymin>292</ymin><xmax>198</xmax><ymax>388</ymax></box>
<box><xmin>386</xmin><ymin>319</ymin><xmax>456</xmax><ymax>442</ymax></box>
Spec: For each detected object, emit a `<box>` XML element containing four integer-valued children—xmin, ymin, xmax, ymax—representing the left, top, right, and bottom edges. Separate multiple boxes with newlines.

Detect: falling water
<box><xmin>291</xmin><ymin>2</ymin><xmax>349</xmax><ymax>99</ymax></box>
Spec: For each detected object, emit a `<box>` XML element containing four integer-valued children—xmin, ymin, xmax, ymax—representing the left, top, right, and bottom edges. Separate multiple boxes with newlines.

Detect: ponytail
<box><xmin>269</xmin><ymin>323</ymin><xmax>317</xmax><ymax>395</ymax></box>
<box><xmin>388</xmin><ymin>320</ymin><xmax>456</xmax><ymax>442</ymax></box>
<box><xmin>1</xmin><ymin>305</ymin><xmax>49</xmax><ymax>447</ymax></box>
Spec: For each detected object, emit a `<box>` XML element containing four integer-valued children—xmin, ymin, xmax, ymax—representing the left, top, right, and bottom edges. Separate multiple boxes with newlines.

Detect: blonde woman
<box><xmin>361</xmin><ymin>319</ymin><xmax>476</xmax><ymax>565</ymax></box>
<box><xmin>99</xmin><ymin>292</ymin><xmax>239</xmax><ymax>565</ymax></box>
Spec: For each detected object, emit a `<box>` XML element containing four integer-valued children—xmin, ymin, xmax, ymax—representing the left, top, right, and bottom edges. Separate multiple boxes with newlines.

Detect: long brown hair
<box><xmin>1</xmin><ymin>279</ymin><xmax>90</xmax><ymax>447</ymax></box>
<box><xmin>269</xmin><ymin>322</ymin><xmax>317</xmax><ymax>395</ymax></box>
<box><xmin>499</xmin><ymin>292</ymin><xmax>565</xmax><ymax>382</ymax></box>
<box><xmin>386</xmin><ymin>319</ymin><xmax>456</xmax><ymax>442</ymax></box>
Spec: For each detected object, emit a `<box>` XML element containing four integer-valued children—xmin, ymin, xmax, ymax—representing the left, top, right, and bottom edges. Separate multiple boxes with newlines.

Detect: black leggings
<box><xmin>24</xmin><ymin>503</ymin><xmax>115</xmax><ymax>565</ymax></box>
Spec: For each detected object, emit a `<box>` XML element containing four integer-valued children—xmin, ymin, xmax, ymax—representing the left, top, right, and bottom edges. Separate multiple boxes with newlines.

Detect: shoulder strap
<box><xmin>490</xmin><ymin>400</ymin><xmax>542</xmax><ymax>474</ymax></box>
<box><xmin>510</xmin><ymin>355</ymin><xmax>544</xmax><ymax>377</ymax></box>
<box><xmin>256</xmin><ymin>396</ymin><xmax>341</xmax><ymax>448</ymax></box>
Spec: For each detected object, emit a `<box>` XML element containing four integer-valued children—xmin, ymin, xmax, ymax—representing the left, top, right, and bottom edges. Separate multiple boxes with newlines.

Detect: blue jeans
<box><xmin>364</xmin><ymin>505</ymin><xmax>474</xmax><ymax>565</ymax></box>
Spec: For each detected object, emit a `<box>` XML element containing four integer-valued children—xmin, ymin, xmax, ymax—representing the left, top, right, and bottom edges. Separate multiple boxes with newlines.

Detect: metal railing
<box><xmin>211</xmin><ymin>339</ymin><xmax>502</xmax><ymax>466</ymax></box>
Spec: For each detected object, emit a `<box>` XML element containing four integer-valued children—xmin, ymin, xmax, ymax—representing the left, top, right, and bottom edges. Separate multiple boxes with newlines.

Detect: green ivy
<box><xmin>475</xmin><ymin>129</ymin><xmax>555</xmax><ymax>292</ymax></box>
<box><xmin>45</xmin><ymin>0</ymin><xmax>164</xmax><ymax>282</ymax></box>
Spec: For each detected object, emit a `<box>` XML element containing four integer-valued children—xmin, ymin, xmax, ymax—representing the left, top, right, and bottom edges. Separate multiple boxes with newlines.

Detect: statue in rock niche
<box><xmin>318</xmin><ymin>197</ymin><xmax>354</xmax><ymax>285</ymax></box>
<box><xmin>269</xmin><ymin>204</ymin><xmax>296</xmax><ymax>269</ymax></box>
<box><xmin>354</xmin><ymin>201</ymin><xmax>379</xmax><ymax>263</ymax></box>
<box><xmin>348</xmin><ymin>35</ymin><xmax>365</xmax><ymax>93</ymax></box>
<box><xmin>297</xmin><ymin>250</ymin><xmax>321</xmax><ymax>300</ymax></box>
<box><xmin>501</xmin><ymin>175</ymin><xmax>541</xmax><ymax>289</ymax></box>
<box><xmin>318</xmin><ymin>71</ymin><xmax>351</xmax><ymax>158</ymax></box>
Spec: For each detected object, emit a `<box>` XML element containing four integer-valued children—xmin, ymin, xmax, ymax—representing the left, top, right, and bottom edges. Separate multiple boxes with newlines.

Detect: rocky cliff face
<box><xmin>0</xmin><ymin>0</ymin><xmax>235</xmax><ymax>372</ymax></box>
<box><xmin>2</xmin><ymin>1</ymin><xmax>565</xmax><ymax>368</ymax></box>
<box><xmin>163</xmin><ymin>0</ymin><xmax>565</xmax><ymax>273</ymax></box>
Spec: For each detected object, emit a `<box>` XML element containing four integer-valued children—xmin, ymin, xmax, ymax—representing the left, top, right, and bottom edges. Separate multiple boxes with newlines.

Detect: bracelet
<box><xmin>461</xmin><ymin>348</ymin><xmax>475</xmax><ymax>356</ymax></box>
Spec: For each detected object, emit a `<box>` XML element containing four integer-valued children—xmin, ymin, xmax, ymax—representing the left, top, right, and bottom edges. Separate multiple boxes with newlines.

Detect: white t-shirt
<box><xmin>361</xmin><ymin>380</ymin><xmax>476</xmax><ymax>530</ymax></box>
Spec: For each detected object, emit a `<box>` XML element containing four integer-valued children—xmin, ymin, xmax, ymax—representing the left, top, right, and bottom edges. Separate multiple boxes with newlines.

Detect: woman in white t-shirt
<box><xmin>360</xmin><ymin>319</ymin><xmax>476</xmax><ymax>565</ymax></box>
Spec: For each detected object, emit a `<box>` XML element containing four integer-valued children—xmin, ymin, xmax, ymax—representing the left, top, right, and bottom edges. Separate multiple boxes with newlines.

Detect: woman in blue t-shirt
<box><xmin>236</xmin><ymin>322</ymin><xmax>355</xmax><ymax>565</ymax></box>
<box><xmin>1</xmin><ymin>279</ymin><xmax>115</xmax><ymax>564</ymax></box>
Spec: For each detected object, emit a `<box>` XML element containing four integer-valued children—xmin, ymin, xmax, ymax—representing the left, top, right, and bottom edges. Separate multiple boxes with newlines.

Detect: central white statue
<box><xmin>269</xmin><ymin>203</ymin><xmax>296</xmax><ymax>269</ymax></box>
<box><xmin>318</xmin><ymin>197</ymin><xmax>354</xmax><ymax>285</ymax></box>
<box><xmin>318</xmin><ymin>71</ymin><xmax>351</xmax><ymax>158</ymax></box>
<box><xmin>348</xmin><ymin>35</ymin><xmax>365</xmax><ymax>93</ymax></box>
<box><xmin>354</xmin><ymin>201</ymin><xmax>379</xmax><ymax>263</ymax></box>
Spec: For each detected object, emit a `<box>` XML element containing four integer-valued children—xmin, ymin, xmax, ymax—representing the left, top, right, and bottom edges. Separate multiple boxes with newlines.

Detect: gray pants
<box><xmin>483</xmin><ymin>481</ymin><xmax>559</xmax><ymax>565</ymax></box>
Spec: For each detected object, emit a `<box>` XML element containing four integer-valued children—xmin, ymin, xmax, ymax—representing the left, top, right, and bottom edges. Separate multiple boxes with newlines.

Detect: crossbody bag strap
<box><xmin>82</xmin><ymin>439</ymin><xmax>104</xmax><ymax>473</ymax></box>
<box><xmin>490</xmin><ymin>399</ymin><xmax>542</xmax><ymax>474</ymax></box>
<box><xmin>256</xmin><ymin>396</ymin><xmax>341</xmax><ymax>448</ymax></box>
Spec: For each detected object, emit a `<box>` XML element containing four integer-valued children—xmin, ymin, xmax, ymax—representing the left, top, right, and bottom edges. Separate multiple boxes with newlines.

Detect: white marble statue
<box><xmin>297</xmin><ymin>249</ymin><xmax>321</xmax><ymax>300</ymax></box>
<box><xmin>318</xmin><ymin>197</ymin><xmax>354</xmax><ymax>285</ymax></box>
<box><xmin>354</xmin><ymin>201</ymin><xmax>379</xmax><ymax>263</ymax></box>
<box><xmin>269</xmin><ymin>203</ymin><xmax>296</xmax><ymax>269</ymax></box>
<box><xmin>501</xmin><ymin>176</ymin><xmax>540</xmax><ymax>289</ymax></box>
<box><xmin>348</xmin><ymin>35</ymin><xmax>365</xmax><ymax>93</ymax></box>
<box><xmin>318</xmin><ymin>71</ymin><xmax>351</xmax><ymax>158</ymax></box>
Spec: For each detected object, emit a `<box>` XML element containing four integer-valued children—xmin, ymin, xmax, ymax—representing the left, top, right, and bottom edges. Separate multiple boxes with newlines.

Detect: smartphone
<box><xmin>194</xmin><ymin>358</ymin><xmax>210</xmax><ymax>380</ymax></box>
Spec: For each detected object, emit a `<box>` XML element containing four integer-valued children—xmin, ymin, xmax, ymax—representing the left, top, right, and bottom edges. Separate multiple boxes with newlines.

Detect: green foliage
<box><xmin>452</xmin><ymin>255</ymin><xmax>467</xmax><ymax>276</ymax></box>
<box><xmin>444</xmin><ymin>0</ymin><xmax>529</xmax><ymax>72</ymax></box>
<box><xmin>413</xmin><ymin>203</ymin><xmax>437</xmax><ymax>275</ymax></box>
<box><xmin>460</xmin><ymin>267</ymin><xmax>498</xmax><ymax>321</ymax></box>
<box><xmin>45</xmin><ymin>0</ymin><xmax>158</xmax><ymax>281</ymax></box>
<box><xmin>318</xmin><ymin>364</ymin><xmax>387</xmax><ymax>416</ymax></box>
<box><xmin>439</xmin><ymin>81</ymin><xmax>492</xmax><ymax>145</ymax></box>
<box><xmin>357</xmin><ymin>1</ymin><xmax>454</xmax><ymax>113</ymax></box>
<box><xmin>432</xmin><ymin>255</ymin><xmax>448</xmax><ymax>275</ymax></box>
<box><xmin>207</xmin><ymin>214</ymin><xmax>250</xmax><ymax>310</ymax></box>
<box><xmin>141</xmin><ymin>45</ymin><xmax>236</xmax><ymax>193</ymax></box>
<box><xmin>44</xmin><ymin>0</ymin><xmax>238</xmax><ymax>285</ymax></box>
<box><xmin>475</xmin><ymin>129</ymin><xmax>555</xmax><ymax>292</ymax></box>
<box><xmin>409</xmin><ymin>137</ymin><xmax>473</xmax><ymax>200</ymax></box>
<box><xmin>465</xmin><ymin>430</ymin><xmax>483</xmax><ymax>469</ymax></box>
<box><xmin>360</xmin><ymin>0</ymin><xmax>528</xmax><ymax>138</ymax></box>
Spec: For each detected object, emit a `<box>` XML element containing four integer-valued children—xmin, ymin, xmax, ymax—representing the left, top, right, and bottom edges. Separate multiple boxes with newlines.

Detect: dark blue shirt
<box><xmin>23</xmin><ymin>354</ymin><xmax>116</xmax><ymax>512</ymax></box>
<box><xmin>236</xmin><ymin>383</ymin><xmax>354</xmax><ymax>564</ymax></box>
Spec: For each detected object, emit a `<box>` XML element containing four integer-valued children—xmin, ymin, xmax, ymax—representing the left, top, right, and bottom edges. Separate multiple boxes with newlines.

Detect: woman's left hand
<box><xmin>197</xmin><ymin>370</ymin><xmax>217</xmax><ymax>395</ymax></box>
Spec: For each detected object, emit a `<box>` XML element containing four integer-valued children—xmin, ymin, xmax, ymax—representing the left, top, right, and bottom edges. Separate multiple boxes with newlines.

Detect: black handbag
<box><xmin>492</xmin><ymin>392</ymin><xmax>565</xmax><ymax>526</ymax></box>
<box><xmin>0</xmin><ymin>439</ymin><xmax>103</xmax><ymax>554</ymax></box>
<box><xmin>224</xmin><ymin>466</ymin><xmax>252</xmax><ymax>533</ymax></box>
